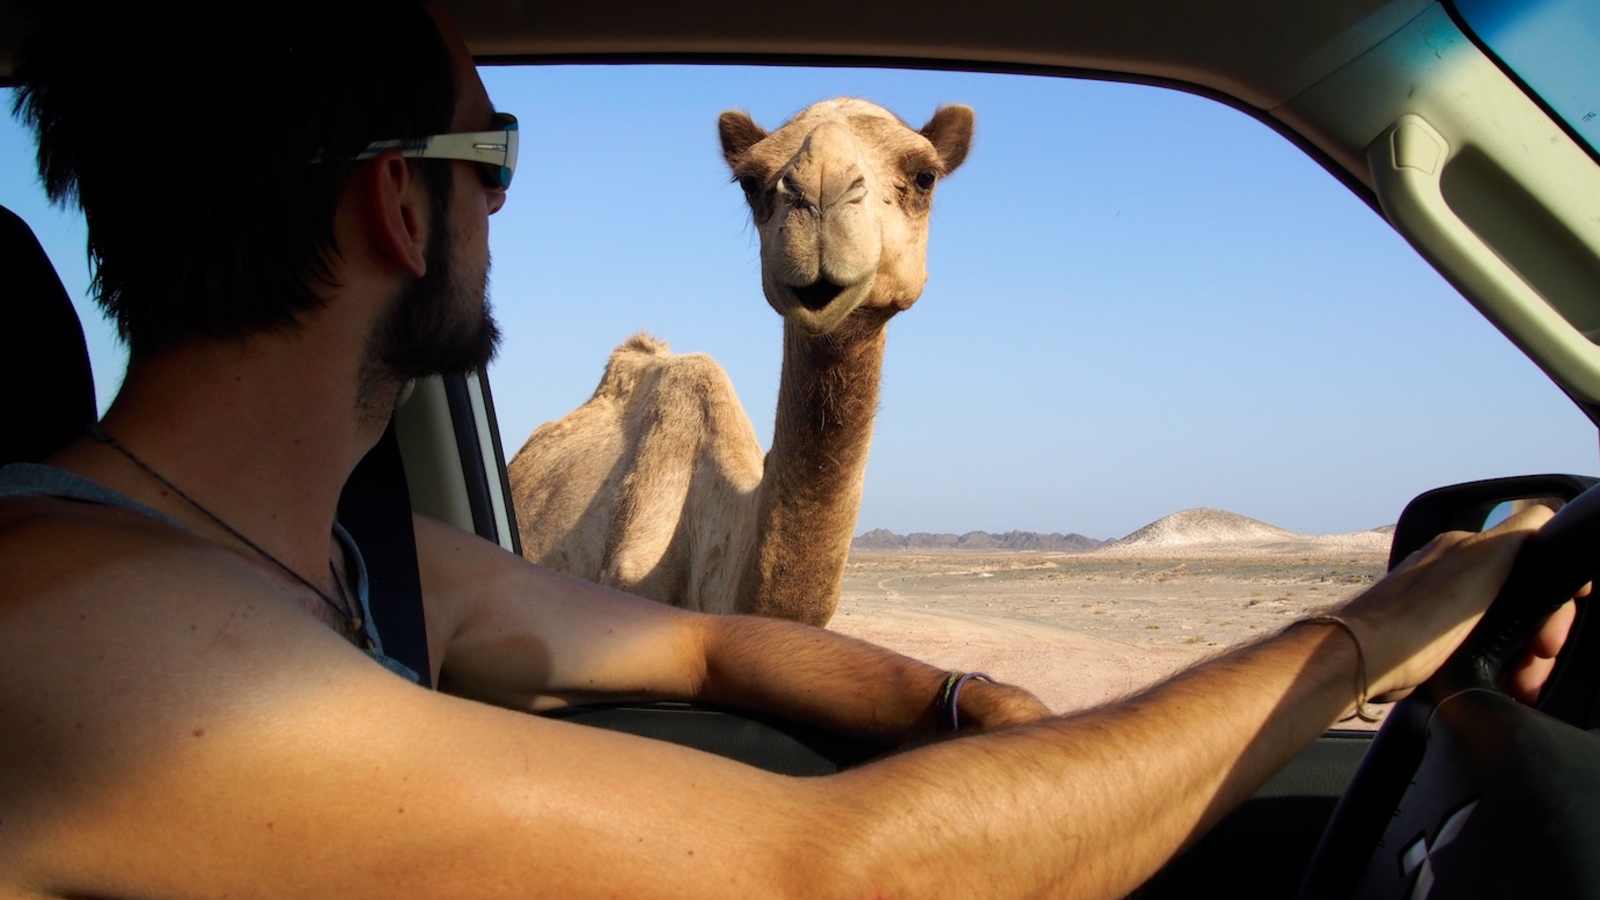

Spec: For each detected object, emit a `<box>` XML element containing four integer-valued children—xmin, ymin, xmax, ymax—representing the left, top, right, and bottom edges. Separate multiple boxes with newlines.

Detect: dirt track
<box><xmin>828</xmin><ymin>548</ymin><xmax>1388</xmax><ymax>724</ymax></box>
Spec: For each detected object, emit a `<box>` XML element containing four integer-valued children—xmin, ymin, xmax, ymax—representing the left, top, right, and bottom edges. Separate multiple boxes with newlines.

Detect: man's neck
<box><xmin>71</xmin><ymin>331</ymin><xmax>394</xmax><ymax>582</ymax></box>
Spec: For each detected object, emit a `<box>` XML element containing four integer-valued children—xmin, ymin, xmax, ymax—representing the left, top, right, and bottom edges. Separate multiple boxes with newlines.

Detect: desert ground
<box><xmin>828</xmin><ymin>543</ymin><xmax>1391</xmax><ymax>729</ymax></box>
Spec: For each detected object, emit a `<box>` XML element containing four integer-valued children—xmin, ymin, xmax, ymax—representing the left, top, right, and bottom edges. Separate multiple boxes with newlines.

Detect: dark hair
<box><xmin>12</xmin><ymin>3</ymin><xmax>458</xmax><ymax>358</ymax></box>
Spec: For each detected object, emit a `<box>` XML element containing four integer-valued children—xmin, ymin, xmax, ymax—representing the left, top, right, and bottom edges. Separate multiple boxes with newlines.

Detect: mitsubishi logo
<box><xmin>1399</xmin><ymin>799</ymin><xmax>1479</xmax><ymax>900</ymax></box>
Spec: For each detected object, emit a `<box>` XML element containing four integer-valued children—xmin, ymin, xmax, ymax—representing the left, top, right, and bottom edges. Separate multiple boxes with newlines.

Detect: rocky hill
<box><xmin>1106</xmin><ymin>507</ymin><xmax>1299</xmax><ymax>549</ymax></box>
<box><xmin>1098</xmin><ymin>507</ymin><xmax>1393</xmax><ymax>555</ymax></box>
<box><xmin>852</xmin><ymin>529</ymin><xmax>1104</xmax><ymax>552</ymax></box>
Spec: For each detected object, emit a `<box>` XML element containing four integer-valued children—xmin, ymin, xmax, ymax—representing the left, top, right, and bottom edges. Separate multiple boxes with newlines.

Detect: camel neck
<box><xmin>740</xmin><ymin>313</ymin><xmax>889</xmax><ymax>623</ymax></box>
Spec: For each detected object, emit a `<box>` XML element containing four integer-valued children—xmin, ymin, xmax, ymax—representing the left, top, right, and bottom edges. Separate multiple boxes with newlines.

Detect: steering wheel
<box><xmin>1299</xmin><ymin>481</ymin><xmax>1600</xmax><ymax>898</ymax></box>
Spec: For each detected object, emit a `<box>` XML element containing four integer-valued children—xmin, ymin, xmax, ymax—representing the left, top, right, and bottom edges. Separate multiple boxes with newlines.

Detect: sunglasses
<box><xmin>335</xmin><ymin>111</ymin><xmax>519</xmax><ymax>191</ymax></box>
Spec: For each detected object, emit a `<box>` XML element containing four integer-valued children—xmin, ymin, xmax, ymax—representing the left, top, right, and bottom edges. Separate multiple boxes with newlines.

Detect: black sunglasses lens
<box><xmin>476</xmin><ymin>164</ymin><xmax>511</xmax><ymax>190</ymax></box>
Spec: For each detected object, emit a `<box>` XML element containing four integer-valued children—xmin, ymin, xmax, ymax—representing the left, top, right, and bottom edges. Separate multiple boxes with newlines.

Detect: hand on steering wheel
<box><xmin>1337</xmin><ymin>504</ymin><xmax>1588</xmax><ymax>710</ymax></box>
<box><xmin>1300</xmin><ymin>481</ymin><xmax>1600</xmax><ymax>900</ymax></box>
<box><xmin>1505</xmin><ymin>586</ymin><xmax>1587</xmax><ymax>703</ymax></box>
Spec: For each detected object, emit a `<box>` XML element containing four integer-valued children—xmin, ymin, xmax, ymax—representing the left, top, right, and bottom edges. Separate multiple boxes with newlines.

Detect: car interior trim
<box><xmin>464</xmin><ymin>368</ymin><xmax>517</xmax><ymax>551</ymax></box>
<box><xmin>442</xmin><ymin>372</ymin><xmax>500</xmax><ymax>545</ymax></box>
<box><xmin>393</xmin><ymin>374</ymin><xmax>477</xmax><ymax>534</ymax></box>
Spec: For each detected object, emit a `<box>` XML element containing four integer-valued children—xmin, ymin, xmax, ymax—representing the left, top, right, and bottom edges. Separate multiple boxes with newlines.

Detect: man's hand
<box><xmin>1507</xmin><ymin>594</ymin><xmax>1584</xmax><ymax>702</ymax></box>
<box><xmin>956</xmin><ymin>678</ymin><xmax>1052</xmax><ymax>732</ymax></box>
<box><xmin>1339</xmin><ymin>504</ymin><xmax>1588</xmax><ymax>705</ymax></box>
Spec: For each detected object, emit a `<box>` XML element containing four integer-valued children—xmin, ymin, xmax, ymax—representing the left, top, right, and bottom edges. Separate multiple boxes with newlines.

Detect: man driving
<box><xmin>0</xmin><ymin>4</ymin><xmax>1581</xmax><ymax>898</ymax></box>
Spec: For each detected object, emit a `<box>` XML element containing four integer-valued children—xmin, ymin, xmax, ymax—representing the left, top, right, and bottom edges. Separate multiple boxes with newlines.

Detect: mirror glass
<box><xmin>1482</xmin><ymin>496</ymin><xmax>1565</xmax><ymax>530</ymax></box>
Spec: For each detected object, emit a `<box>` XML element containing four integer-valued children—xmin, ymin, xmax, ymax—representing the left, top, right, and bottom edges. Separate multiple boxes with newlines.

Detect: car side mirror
<box><xmin>1389</xmin><ymin>474</ymin><xmax>1598</xmax><ymax>571</ymax></box>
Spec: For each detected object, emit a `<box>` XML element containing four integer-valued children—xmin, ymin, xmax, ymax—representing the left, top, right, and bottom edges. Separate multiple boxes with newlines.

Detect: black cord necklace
<box><xmin>87</xmin><ymin>424</ymin><xmax>370</xmax><ymax>649</ymax></box>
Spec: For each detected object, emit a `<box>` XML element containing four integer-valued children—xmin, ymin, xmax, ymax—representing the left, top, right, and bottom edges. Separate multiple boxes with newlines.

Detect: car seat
<box><xmin>1</xmin><ymin>204</ymin><xmax>96</xmax><ymax>465</ymax></box>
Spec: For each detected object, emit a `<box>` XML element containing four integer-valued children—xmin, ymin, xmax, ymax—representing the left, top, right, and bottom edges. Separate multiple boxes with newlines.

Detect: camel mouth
<box><xmin>790</xmin><ymin>278</ymin><xmax>848</xmax><ymax>311</ymax></box>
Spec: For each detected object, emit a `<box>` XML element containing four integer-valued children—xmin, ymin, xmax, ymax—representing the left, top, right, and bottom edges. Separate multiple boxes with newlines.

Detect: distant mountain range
<box><xmin>852</xmin><ymin>529</ymin><xmax>1105</xmax><ymax>552</ymax></box>
<box><xmin>853</xmin><ymin>507</ymin><xmax>1395</xmax><ymax>553</ymax></box>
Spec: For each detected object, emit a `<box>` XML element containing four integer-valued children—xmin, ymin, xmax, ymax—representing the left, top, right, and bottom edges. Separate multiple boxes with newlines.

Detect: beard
<box><xmin>358</xmin><ymin>208</ymin><xmax>501</xmax><ymax>417</ymax></box>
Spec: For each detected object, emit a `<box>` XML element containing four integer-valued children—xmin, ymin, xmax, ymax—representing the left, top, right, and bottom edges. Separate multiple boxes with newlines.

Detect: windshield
<box><xmin>1453</xmin><ymin>0</ymin><xmax>1600</xmax><ymax>156</ymax></box>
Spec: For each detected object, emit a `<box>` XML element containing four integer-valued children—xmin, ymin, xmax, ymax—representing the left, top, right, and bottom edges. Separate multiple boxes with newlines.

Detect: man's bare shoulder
<box><xmin>0</xmin><ymin>496</ymin><xmax>272</xmax><ymax>625</ymax></box>
<box><xmin>0</xmin><ymin>495</ymin><xmax>373</xmax><ymax>728</ymax></box>
<box><xmin>0</xmin><ymin>497</ymin><xmax>417</xmax><ymax>891</ymax></box>
<box><xmin>0</xmin><ymin>495</ymin><xmax>380</xmax><ymax>783</ymax></box>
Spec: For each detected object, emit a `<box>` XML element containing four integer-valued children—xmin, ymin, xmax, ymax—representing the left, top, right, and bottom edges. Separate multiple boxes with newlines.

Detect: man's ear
<box><xmin>920</xmin><ymin>105</ymin><xmax>974</xmax><ymax>175</ymax></box>
<box><xmin>361</xmin><ymin>153</ymin><xmax>429</xmax><ymax>279</ymax></box>
<box><xmin>718</xmin><ymin>110</ymin><xmax>767</xmax><ymax>169</ymax></box>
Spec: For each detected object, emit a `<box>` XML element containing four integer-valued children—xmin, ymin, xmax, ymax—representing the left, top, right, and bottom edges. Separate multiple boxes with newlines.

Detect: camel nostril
<box><xmin>791</xmin><ymin>278</ymin><xmax>847</xmax><ymax>311</ymax></box>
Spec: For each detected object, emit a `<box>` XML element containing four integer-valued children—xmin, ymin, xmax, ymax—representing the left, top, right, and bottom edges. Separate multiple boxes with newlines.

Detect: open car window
<box><xmin>467</xmin><ymin>64</ymin><xmax>1596</xmax><ymax>728</ymax></box>
<box><xmin>6</xmin><ymin>62</ymin><xmax>1594</xmax><ymax>730</ymax></box>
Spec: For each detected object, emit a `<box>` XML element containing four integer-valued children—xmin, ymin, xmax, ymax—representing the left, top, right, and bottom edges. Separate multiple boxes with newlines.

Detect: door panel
<box><xmin>1136</xmin><ymin>733</ymin><xmax>1373</xmax><ymax>896</ymax></box>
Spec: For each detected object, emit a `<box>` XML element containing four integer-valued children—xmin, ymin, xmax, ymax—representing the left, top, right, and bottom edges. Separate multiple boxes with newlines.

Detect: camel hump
<box><xmin>592</xmin><ymin>332</ymin><xmax>673</xmax><ymax>401</ymax></box>
<box><xmin>619</xmin><ymin>332</ymin><xmax>670</xmax><ymax>356</ymax></box>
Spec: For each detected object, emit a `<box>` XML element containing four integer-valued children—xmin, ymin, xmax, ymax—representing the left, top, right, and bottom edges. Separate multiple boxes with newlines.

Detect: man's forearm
<box><xmin>820</xmin><ymin>622</ymin><xmax>1358</xmax><ymax>900</ymax></box>
<box><xmin>696</xmin><ymin>614</ymin><xmax>1039</xmax><ymax>741</ymax></box>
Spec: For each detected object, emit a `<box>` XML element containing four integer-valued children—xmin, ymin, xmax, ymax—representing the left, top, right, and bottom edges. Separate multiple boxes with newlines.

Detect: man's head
<box><xmin>12</xmin><ymin>2</ymin><xmax>503</xmax><ymax>398</ymax></box>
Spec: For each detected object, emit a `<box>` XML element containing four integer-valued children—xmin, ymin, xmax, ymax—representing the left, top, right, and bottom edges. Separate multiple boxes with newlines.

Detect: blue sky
<box><xmin>4</xmin><ymin>65</ymin><xmax>1596</xmax><ymax>538</ymax></box>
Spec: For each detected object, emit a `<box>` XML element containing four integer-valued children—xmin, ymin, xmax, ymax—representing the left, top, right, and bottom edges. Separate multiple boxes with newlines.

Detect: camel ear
<box><xmin>718</xmin><ymin>110</ymin><xmax>768</xmax><ymax>169</ymax></box>
<box><xmin>920</xmin><ymin>104</ymin><xmax>974</xmax><ymax>175</ymax></box>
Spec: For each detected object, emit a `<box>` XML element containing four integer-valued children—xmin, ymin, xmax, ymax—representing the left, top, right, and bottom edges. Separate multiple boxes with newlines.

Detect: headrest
<box><xmin>1</xmin><ymin>205</ymin><xmax>97</xmax><ymax>464</ymax></box>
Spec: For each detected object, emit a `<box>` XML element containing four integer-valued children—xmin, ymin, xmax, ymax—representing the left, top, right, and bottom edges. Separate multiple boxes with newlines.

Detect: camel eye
<box><xmin>914</xmin><ymin>170</ymin><xmax>937</xmax><ymax>191</ymax></box>
<box><xmin>738</xmin><ymin>175</ymin><xmax>762</xmax><ymax>196</ymax></box>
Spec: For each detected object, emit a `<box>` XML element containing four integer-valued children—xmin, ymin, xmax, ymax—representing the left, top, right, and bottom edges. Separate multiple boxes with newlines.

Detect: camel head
<box><xmin>718</xmin><ymin>98</ymin><xmax>973</xmax><ymax>335</ymax></box>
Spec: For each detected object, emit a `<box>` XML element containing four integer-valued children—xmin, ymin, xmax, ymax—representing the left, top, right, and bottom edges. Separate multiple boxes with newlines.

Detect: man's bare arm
<box><xmin>415</xmin><ymin>513</ymin><xmax>706</xmax><ymax>708</ymax></box>
<box><xmin>417</xmin><ymin>514</ymin><xmax>1049</xmax><ymax>737</ymax></box>
<box><xmin>697</xmin><ymin>613</ymin><xmax>1052</xmax><ymax>738</ymax></box>
<box><xmin>820</xmin><ymin>507</ymin><xmax>1574</xmax><ymax>899</ymax></box>
<box><xmin>2</xmin><ymin>505</ymin><xmax>1561</xmax><ymax>899</ymax></box>
<box><xmin>830</xmin><ymin>622</ymin><xmax>1358</xmax><ymax>897</ymax></box>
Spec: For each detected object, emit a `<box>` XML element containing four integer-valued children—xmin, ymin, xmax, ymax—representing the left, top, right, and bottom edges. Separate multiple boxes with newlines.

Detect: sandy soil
<box><xmin>828</xmin><ymin>546</ymin><xmax>1389</xmax><ymax>728</ymax></box>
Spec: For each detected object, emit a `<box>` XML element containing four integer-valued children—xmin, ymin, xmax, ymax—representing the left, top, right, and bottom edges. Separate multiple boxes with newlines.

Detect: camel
<box><xmin>506</xmin><ymin>98</ymin><xmax>973</xmax><ymax>626</ymax></box>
